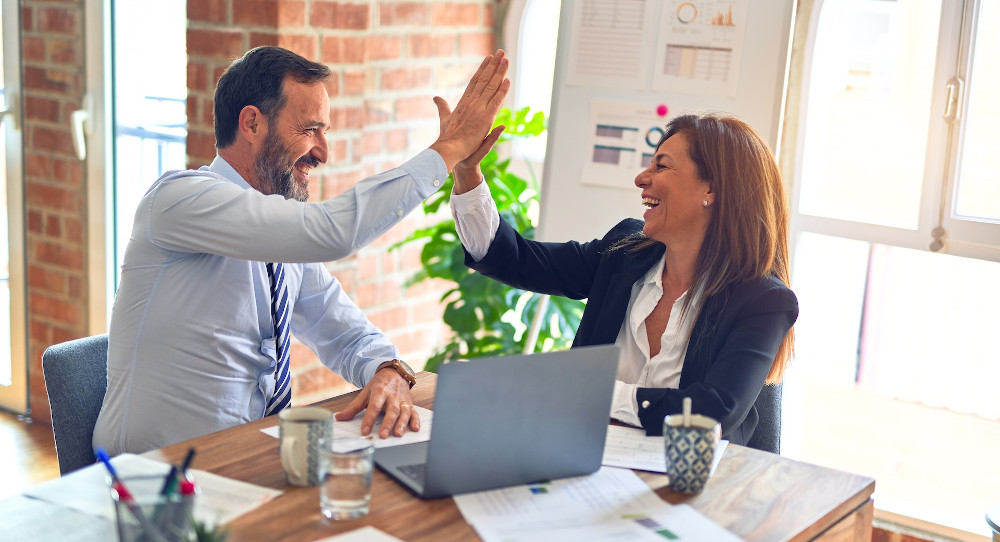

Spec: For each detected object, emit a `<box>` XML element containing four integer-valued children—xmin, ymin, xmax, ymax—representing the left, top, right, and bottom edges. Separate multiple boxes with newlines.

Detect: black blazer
<box><xmin>466</xmin><ymin>218</ymin><xmax>798</xmax><ymax>445</ymax></box>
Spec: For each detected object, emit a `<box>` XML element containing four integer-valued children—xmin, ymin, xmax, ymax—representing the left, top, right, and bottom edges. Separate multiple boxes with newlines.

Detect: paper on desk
<box><xmin>261</xmin><ymin>405</ymin><xmax>433</xmax><ymax>448</ymax></box>
<box><xmin>602</xmin><ymin>424</ymin><xmax>728</xmax><ymax>474</ymax></box>
<box><xmin>453</xmin><ymin>466</ymin><xmax>741</xmax><ymax>541</ymax></box>
<box><xmin>0</xmin><ymin>494</ymin><xmax>115</xmax><ymax>541</ymax></box>
<box><xmin>314</xmin><ymin>526</ymin><xmax>406</xmax><ymax>542</ymax></box>
<box><xmin>22</xmin><ymin>453</ymin><xmax>281</xmax><ymax>526</ymax></box>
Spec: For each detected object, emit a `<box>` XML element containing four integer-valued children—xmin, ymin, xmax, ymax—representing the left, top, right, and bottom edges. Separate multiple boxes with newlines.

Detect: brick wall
<box><xmin>185</xmin><ymin>0</ymin><xmax>497</xmax><ymax>405</ymax></box>
<box><xmin>22</xmin><ymin>0</ymin><xmax>89</xmax><ymax>423</ymax></box>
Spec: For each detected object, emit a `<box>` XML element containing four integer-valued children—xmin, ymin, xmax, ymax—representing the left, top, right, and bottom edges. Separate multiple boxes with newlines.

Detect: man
<box><xmin>93</xmin><ymin>46</ymin><xmax>509</xmax><ymax>455</ymax></box>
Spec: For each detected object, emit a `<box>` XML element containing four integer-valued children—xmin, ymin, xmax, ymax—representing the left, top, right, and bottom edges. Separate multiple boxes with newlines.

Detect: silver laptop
<box><xmin>374</xmin><ymin>344</ymin><xmax>620</xmax><ymax>499</ymax></box>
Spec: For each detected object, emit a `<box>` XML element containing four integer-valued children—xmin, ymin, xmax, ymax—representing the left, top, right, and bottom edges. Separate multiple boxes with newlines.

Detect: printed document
<box><xmin>454</xmin><ymin>466</ymin><xmax>741</xmax><ymax>541</ymax></box>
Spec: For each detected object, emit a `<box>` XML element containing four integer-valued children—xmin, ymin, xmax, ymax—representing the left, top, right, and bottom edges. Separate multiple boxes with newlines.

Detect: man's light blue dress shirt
<box><xmin>93</xmin><ymin>150</ymin><xmax>447</xmax><ymax>455</ymax></box>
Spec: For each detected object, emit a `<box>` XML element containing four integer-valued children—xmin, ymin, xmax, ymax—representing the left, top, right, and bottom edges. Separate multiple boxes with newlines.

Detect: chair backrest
<box><xmin>41</xmin><ymin>334</ymin><xmax>109</xmax><ymax>475</ymax></box>
<box><xmin>746</xmin><ymin>383</ymin><xmax>782</xmax><ymax>454</ymax></box>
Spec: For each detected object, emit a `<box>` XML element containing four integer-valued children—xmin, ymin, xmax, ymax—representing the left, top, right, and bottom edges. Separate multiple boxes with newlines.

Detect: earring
<box><xmin>703</xmin><ymin>200</ymin><xmax>709</xmax><ymax>207</ymax></box>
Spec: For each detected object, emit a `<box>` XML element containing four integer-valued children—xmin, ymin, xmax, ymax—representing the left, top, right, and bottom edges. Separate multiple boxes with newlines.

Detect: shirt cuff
<box><xmin>610</xmin><ymin>380</ymin><xmax>642</xmax><ymax>427</ymax></box>
<box><xmin>402</xmin><ymin>148</ymin><xmax>449</xmax><ymax>198</ymax></box>
<box><xmin>450</xmin><ymin>181</ymin><xmax>499</xmax><ymax>262</ymax></box>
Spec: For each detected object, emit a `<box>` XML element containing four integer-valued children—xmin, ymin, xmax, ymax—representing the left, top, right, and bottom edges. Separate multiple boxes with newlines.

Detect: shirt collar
<box><xmin>204</xmin><ymin>155</ymin><xmax>253</xmax><ymax>190</ymax></box>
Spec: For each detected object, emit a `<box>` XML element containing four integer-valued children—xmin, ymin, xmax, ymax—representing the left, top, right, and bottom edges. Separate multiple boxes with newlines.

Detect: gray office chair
<box><xmin>41</xmin><ymin>334</ymin><xmax>109</xmax><ymax>475</ymax></box>
<box><xmin>746</xmin><ymin>383</ymin><xmax>782</xmax><ymax>454</ymax></box>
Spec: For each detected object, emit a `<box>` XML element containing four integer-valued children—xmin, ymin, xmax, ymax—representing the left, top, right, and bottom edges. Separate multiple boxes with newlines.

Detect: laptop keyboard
<box><xmin>398</xmin><ymin>463</ymin><xmax>427</xmax><ymax>486</ymax></box>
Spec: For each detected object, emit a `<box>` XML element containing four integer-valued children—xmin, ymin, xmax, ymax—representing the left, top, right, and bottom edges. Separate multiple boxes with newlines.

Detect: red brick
<box><xmin>233</xmin><ymin>0</ymin><xmax>279</xmax><ymax>27</ymax></box>
<box><xmin>64</xmin><ymin>217</ymin><xmax>84</xmax><ymax>244</ymax></box>
<box><xmin>187</xmin><ymin>62</ymin><xmax>207</xmax><ymax>92</ymax></box>
<box><xmin>23</xmin><ymin>66</ymin><xmax>72</xmax><ymax>93</ymax></box>
<box><xmin>380</xmin><ymin>3</ymin><xmax>429</xmax><ymax>26</ymax></box>
<box><xmin>344</xmin><ymin>70</ymin><xmax>366</xmax><ymax>96</ymax></box>
<box><xmin>250</xmin><ymin>31</ymin><xmax>279</xmax><ymax>49</ymax></box>
<box><xmin>367</xmin><ymin>306</ymin><xmax>407</xmax><ymax>330</ymax></box>
<box><xmin>357</xmin><ymin>249</ymin><xmax>381</xmax><ymax>279</ymax></box>
<box><xmin>313</xmin><ymin>1</ymin><xmax>370</xmax><ymax>30</ymax></box>
<box><xmin>26</xmin><ymin>182</ymin><xmax>78</xmax><ymax>212</ymax></box>
<box><xmin>21</xmin><ymin>7</ymin><xmax>33</xmax><ymax>31</ymax></box>
<box><xmin>32</xmin><ymin>240</ymin><xmax>84</xmax><ymax>269</ymax></box>
<box><xmin>407</xmin><ymin>34</ymin><xmax>454</xmax><ymax>58</ymax></box>
<box><xmin>25</xmin><ymin>96</ymin><xmax>60</xmax><ymax>122</ymax></box>
<box><xmin>187</xmin><ymin>28</ymin><xmax>247</xmax><ymax>60</ymax></box>
<box><xmin>331</xmin><ymin>106</ymin><xmax>365</xmax><ymax>130</ymax></box>
<box><xmin>276</xmin><ymin>33</ymin><xmax>317</xmax><ymax>58</ymax></box>
<box><xmin>48</xmin><ymin>39</ymin><xmax>81</xmax><ymax>66</ymax></box>
<box><xmin>484</xmin><ymin>2</ymin><xmax>495</xmax><ymax>27</ymax></box>
<box><xmin>411</xmin><ymin>298</ymin><xmax>446</xmax><ymax>325</ymax></box>
<box><xmin>277</xmin><ymin>0</ymin><xmax>307</xmax><ymax>26</ymax></box>
<box><xmin>22</xmin><ymin>36</ymin><xmax>45</xmax><ymax>62</ymax></box>
<box><xmin>327</xmin><ymin>138</ymin><xmax>350</xmax><ymax>164</ymax></box>
<box><xmin>52</xmin><ymin>158</ymin><xmax>83</xmax><ymax>186</ymax></box>
<box><xmin>459</xmin><ymin>31</ymin><xmax>493</xmax><ymax>56</ymax></box>
<box><xmin>202</xmin><ymin>97</ymin><xmax>216</xmax><ymax>127</ymax></box>
<box><xmin>39</xmin><ymin>7</ymin><xmax>79</xmax><ymax>34</ymax></box>
<box><xmin>365</xmin><ymin>35</ymin><xmax>402</xmax><ymax>61</ymax></box>
<box><xmin>68</xmin><ymin>275</ymin><xmax>84</xmax><ymax>299</ymax></box>
<box><xmin>321</xmin><ymin>36</ymin><xmax>366</xmax><ymax>64</ymax></box>
<box><xmin>381</xmin><ymin>66</ymin><xmax>432</xmax><ymax>91</ymax></box>
<box><xmin>30</xmin><ymin>125</ymin><xmax>75</xmax><ymax>155</ymax></box>
<box><xmin>45</xmin><ymin>215</ymin><xmax>61</xmax><ymax>237</ymax></box>
<box><xmin>430</xmin><ymin>3</ymin><xmax>479</xmax><ymax>26</ymax></box>
<box><xmin>361</xmin><ymin>130</ymin><xmax>383</xmax><ymax>155</ymax></box>
<box><xmin>27</xmin><ymin>210</ymin><xmax>43</xmax><ymax>234</ymax></box>
<box><xmin>394</xmin><ymin>96</ymin><xmax>435</xmax><ymax>122</ymax></box>
<box><xmin>187</xmin><ymin>0</ymin><xmax>227</xmax><ymax>23</ymax></box>
<box><xmin>24</xmin><ymin>152</ymin><xmax>53</xmax><ymax>179</ymax></box>
<box><xmin>292</xmin><ymin>364</ymin><xmax>352</xmax><ymax>398</ymax></box>
<box><xmin>28</xmin><ymin>264</ymin><xmax>66</xmax><ymax>295</ymax></box>
<box><xmin>29</xmin><ymin>293</ymin><xmax>82</xmax><ymax>324</ymax></box>
<box><xmin>385</xmin><ymin>128</ymin><xmax>408</xmax><ymax>152</ymax></box>
<box><xmin>186</xmin><ymin>130</ymin><xmax>217</xmax><ymax>161</ymax></box>
<box><xmin>365</xmin><ymin>99</ymin><xmax>392</xmax><ymax>125</ymax></box>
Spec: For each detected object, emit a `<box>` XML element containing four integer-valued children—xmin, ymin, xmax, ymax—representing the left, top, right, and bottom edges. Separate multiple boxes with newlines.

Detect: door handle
<box><xmin>0</xmin><ymin>89</ymin><xmax>19</xmax><ymax>130</ymax></box>
<box><xmin>71</xmin><ymin>93</ymin><xmax>93</xmax><ymax>160</ymax></box>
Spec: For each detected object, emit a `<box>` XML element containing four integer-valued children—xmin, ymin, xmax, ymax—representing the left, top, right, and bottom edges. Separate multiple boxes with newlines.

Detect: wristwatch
<box><xmin>376</xmin><ymin>358</ymin><xmax>416</xmax><ymax>388</ymax></box>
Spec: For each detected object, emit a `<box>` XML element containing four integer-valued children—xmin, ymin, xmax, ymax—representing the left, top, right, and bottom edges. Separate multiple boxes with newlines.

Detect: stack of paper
<box><xmin>454</xmin><ymin>467</ymin><xmax>741</xmax><ymax>541</ymax></box>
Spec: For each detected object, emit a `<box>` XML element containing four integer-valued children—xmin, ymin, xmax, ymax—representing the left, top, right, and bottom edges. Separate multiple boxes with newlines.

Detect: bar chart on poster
<box><xmin>537</xmin><ymin>0</ymin><xmax>795</xmax><ymax>243</ymax></box>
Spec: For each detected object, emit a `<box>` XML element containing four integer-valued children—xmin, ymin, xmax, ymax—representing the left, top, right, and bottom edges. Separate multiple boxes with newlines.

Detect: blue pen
<box><xmin>95</xmin><ymin>448</ymin><xmax>120</xmax><ymax>481</ymax></box>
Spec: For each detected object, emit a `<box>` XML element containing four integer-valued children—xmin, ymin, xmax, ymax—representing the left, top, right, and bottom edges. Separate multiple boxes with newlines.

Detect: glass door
<box><xmin>0</xmin><ymin>0</ymin><xmax>28</xmax><ymax>413</ymax></box>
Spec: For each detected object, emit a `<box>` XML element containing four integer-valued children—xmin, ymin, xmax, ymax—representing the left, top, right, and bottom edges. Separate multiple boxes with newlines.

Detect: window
<box><xmin>504</xmin><ymin>0</ymin><xmax>561</xmax><ymax>164</ymax></box>
<box><xmin>84</xmin><ymin>0</ymin><xmax>187</xmax><ymax>328</ymax></box>
<box><xmin>785</xmin><ymin>0</ymin><xmax>1000</xmax><ymax>537</ymax></box>
<box><xmin>0</xmin><ymin>0</ymin><xmax>28</xmax><ymax>413</ymax></box>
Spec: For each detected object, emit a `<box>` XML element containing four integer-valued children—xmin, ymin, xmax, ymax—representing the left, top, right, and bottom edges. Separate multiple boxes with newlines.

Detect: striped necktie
<box><xmin>264</xmin><ymin>262</ymin><xmax>291</xmax><ymax>416</ymax></box>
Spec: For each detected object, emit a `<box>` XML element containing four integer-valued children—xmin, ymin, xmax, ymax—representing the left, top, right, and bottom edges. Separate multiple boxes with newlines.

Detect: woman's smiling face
<box><xmin>634</xmin><ymin>132</ymin><xmax>714</xmax><ymax>246</ymax></box>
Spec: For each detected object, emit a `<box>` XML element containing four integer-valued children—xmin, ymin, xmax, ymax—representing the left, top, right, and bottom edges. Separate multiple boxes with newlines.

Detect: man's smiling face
<box><xmin>254</xmin><ymin>78</ymin><xmax>330</xmax><ymax>202</ymax></box>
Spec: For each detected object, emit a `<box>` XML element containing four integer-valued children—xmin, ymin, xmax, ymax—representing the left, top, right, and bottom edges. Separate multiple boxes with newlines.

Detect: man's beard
<box><xmin>254</xmin><ymin>129</ymin><xmax>312</xmax><ymax>202</ymax></box>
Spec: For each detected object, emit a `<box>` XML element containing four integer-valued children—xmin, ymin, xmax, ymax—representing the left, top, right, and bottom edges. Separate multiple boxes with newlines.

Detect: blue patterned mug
<box><xmin>663</xmin><ymin>413</ymin><xmax>721</xmax><ymax>494</ymax></box>
<box><xmin>278</xmin><ymin>407</ymin><xmax>333</xmax><ymax>486</ymax></box>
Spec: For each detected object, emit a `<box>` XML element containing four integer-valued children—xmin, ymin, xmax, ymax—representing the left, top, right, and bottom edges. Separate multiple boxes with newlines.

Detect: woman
<box><xmin>449</xmin><ymin>113</ymin><xmax>797</xmax><ymax>447</ymax></box>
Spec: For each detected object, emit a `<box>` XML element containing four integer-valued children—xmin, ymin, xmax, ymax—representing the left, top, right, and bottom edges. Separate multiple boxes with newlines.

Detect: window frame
<box><xmin>0</xmin><ymin>0</ymin><xmax>28</xmax><ymax>414</ymax></box>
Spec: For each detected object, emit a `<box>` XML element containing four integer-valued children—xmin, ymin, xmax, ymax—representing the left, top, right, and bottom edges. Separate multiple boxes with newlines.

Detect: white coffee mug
<box><xmin>278</xmin><ymin>407</ymin><xmax>333</xmax><ymax>486</ymax></box>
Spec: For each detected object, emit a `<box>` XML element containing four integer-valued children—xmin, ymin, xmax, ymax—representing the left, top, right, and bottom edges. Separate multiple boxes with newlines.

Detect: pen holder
<box><xmin>110</xmin><ymin>474</ymin><xmax>197</xmax><ymax>542</ymax></box>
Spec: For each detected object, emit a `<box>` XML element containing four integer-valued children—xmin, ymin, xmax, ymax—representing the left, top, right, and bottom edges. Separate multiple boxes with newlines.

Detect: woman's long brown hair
<box><xmin>614</xmin><ymin>114</ymin><xmax>794</xmax><ymax>383</ymax></box>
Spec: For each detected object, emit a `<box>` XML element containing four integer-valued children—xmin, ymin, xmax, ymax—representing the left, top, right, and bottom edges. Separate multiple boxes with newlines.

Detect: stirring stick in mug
<box><xmin>682</xmin><ymin>397</ymin><xmax>692</xmax><ymax>427</ymax></box>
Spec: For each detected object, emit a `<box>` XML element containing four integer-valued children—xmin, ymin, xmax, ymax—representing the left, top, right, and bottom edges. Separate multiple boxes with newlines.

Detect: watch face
<box><xmin>396</xmin><ymin>359</ymin><xmax>415</xmax><ymax>377</ymax></box>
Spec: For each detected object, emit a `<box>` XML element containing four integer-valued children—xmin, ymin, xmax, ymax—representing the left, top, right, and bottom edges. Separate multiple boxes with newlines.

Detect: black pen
<box><xmin>179</xmin><ymin>448</ymin><xmax>196</xmax><ymax>479</ymax></box>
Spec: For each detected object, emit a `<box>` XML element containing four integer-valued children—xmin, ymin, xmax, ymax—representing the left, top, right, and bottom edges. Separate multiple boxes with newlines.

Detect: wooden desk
<box><xmin>144</xmin><ymin>372</ymin><xmax>875</xmax><ymax>542</ymax></box>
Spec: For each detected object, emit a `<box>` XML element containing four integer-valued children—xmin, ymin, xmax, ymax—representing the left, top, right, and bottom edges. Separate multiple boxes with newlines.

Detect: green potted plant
<box><xmin>392</xmin><ymin>107</ymin><xmax>585</xmax><ymax>371</ymax></box>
